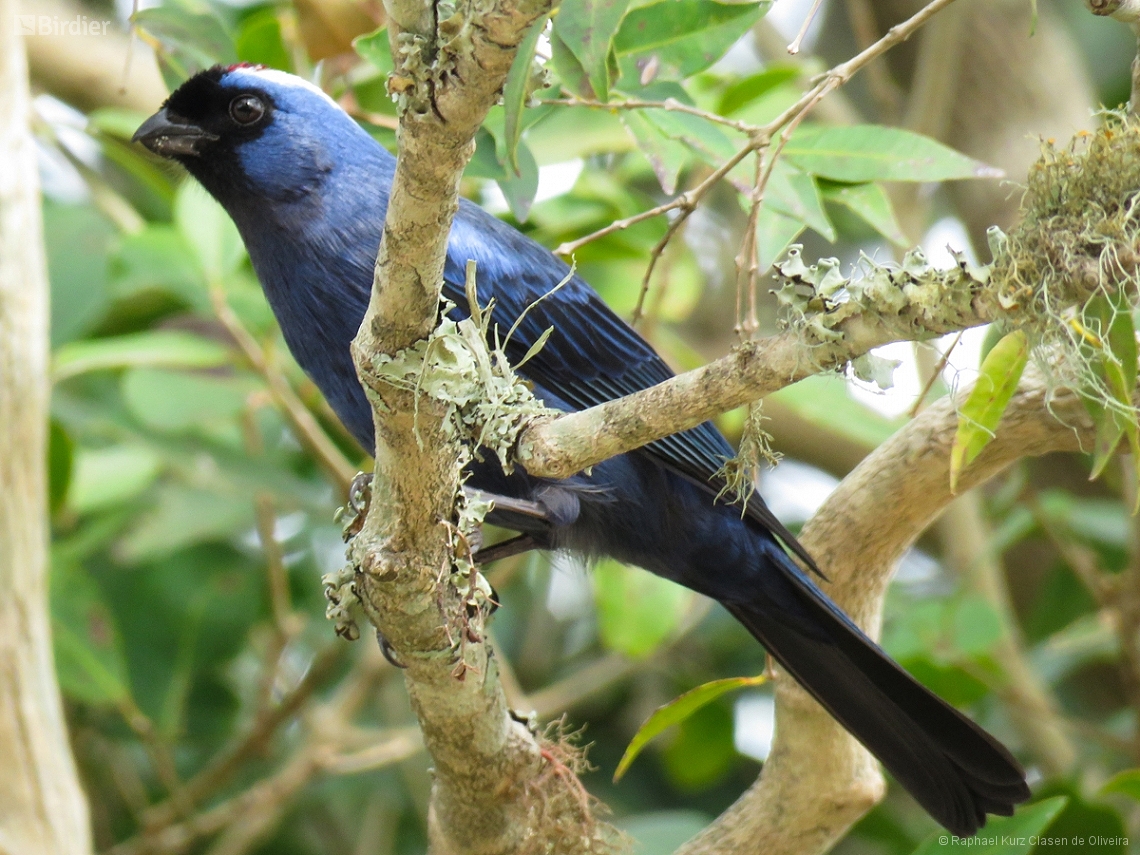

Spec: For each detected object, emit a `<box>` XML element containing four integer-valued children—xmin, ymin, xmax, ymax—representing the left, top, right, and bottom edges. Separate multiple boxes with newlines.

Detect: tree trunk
<box><xmin>0</xmin><ymin>5</ymin><xmax>93</xmax><ymax>853</ymax></box>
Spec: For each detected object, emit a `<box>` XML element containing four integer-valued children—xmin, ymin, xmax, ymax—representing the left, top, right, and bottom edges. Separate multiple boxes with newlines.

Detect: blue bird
<box><xmin>134</xmin><ymin>65</ymin><xmax>1029</xmax><ymax>836</ymax></box>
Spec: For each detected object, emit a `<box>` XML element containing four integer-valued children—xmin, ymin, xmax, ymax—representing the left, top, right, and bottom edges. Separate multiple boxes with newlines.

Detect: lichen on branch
<box><xmin>516</xmin><ymin>116</ymin><xmax>1140</xmax><ymax>483</ymax></box>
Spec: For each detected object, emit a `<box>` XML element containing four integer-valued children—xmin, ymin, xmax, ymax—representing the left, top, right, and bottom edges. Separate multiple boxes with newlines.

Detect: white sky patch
<box><xmin>765</xmin><ymin>0</ymin><xmax>825</xmax><ymax>53</ymax></box>
<box><xmin>895</xmin><ymin>547</ymin><xmax>942</xmax><ymax>585</ymax></box>
<box><xmin>546</xmin><ymin>553</ymin><xmax>593</xmax><ymax>621</ymax></box>
<box><xmin>709</xmin><ymin>29</ymin><xmax>763</xmax><ymax>76</ymax></box>
<box><xmin>483</xmin><ymin>159</ymin><xmax>585</xmax><ymax>215</ymax></box>
<box><xmin>759</xmin><ymin>458</ymin><xmax>839</xmax><ymax>524</ymax></box>
<box><xmin>734</xmin><ymin>691</ymin><xmax>776</xmax><ymax>762</ymax></box>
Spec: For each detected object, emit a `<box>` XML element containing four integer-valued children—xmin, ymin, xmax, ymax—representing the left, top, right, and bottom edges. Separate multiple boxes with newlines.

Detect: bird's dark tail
<box><xmin>723</xmin><ymin>538</ymin><xmax>1031</xmax><ymax>838</ymax></box>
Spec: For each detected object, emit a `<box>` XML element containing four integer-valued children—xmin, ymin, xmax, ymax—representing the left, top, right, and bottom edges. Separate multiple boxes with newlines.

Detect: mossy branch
<box><xmin>346</xmin><ymin>1</ymin><xmax>624</xmax><ymax>853</ymax></box>
<box><xmin>516</xmin><ymin>118</ymin><xmax>1140</xmax><ymax>480</ymax></box>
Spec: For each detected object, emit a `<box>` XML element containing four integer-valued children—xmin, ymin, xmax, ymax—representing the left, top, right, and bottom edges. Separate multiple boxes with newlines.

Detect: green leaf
<box><xmin>635</xmin><ymin>102</ymin><xmax>737</xmax><ymax>165</ymax></box>
<box><xmin>548</xmin><ymin>26</ymin><xmax>595</xmax><ymax>98</ymax></box>
<box><xmin>614</xmin><ymin>673</ymin><xmax>766</xmax><ymax>781</ymax></box>
<box><xmin>617</xmin><ymin>812</ymin><xmax>711</xmax><ymax>855</ymax></box>
<box><xmin>235</xmin><ymin>7</ymin><xmax>292</xmax><ymax>71</ymax></box>
<box><xmin>116</xmin><ymin>484</ymin><xmax>254</xmax><ymax>562</ymax></box>
<box><xmin>765</xmin><ymin>161</ymin><xmax>835</xmax><ymax>242</ymax></box>
<box><xmin>51</xmin><ymin>561</ymin><xmax>130</xmax><ymax>705</ymax></box>
<box><xmin>1023</xmin><ymin>559</ymin><xmax>1098</xmax><ymax>643</ymax></box>
<box><xmin>1026</xmin><ymin>784</ymin><xmax>1127</xmax><ymax>855</ymax></box>
<box><xmin>1101</xmin><ymin>768</ymin><xmax>1140</xmax><ymax>801</ymax></box>
<box><xmin>174</xmin><ymin>183</ymin><xmax>246</xmax><ymax>285</ymax></box>
<box><xmin>614</xmin><ymin>1</ymin><xmax>767</xmax><ymax>84</ymax></box>
<box><xmin>1081</xmin><ymin>293</ymin><xmax>1139</xmax><ymax>483</ymax></box>
<box><xmin>951</xmin><ymin>595</ymin><xmax>1003</xmax><ymax>657</ymax></box>
<box><xmin>594</xmin><ymin>559</ymin><xmax>690</xmax><ymax>659</ymax></box>
<box><xmin>820</xmin><ymin>181</ymin><xmax>907</xmax><ymax>246</ymax></box>
<box><xmin>718</xmin><ymin>66</ymin><xmax>799</xmax><ymax>116</ymax></box>
<box><xmin>659</xmin><ymin>700</ymin><xmax>736</xmax><ymax>790</ymax></box>
<box><xmin>88</xmin><ymin>107</ymin><xmax>151</xmax><ymax>140</ymax></box>
<box><xmin>950</xmin><ymin>330</ymin><xmax>1029</xmax><ymax>493</ymax></box>
<box><xmin>43</xmin><ymin>202</ymin><xmax>114</xmax><ymax>346</ymax></box>
<box><xmin>553</xmin><ymin>0</ymin><xmax>631</xmax><ymax>101</ymax></box>
<box><xmin>502</xmin><ymin>14</ymin><xmax>550</xmax><ymax>174</ymax></box>
<box><xmin>621</xmin><ymin>110</ymin><xmax>691</xmax><ymax>193</ymax></box>
<box><xmin>108</xmin><ymin>225</ymin><xmax>206</xmax><ymax>309</ymax></box>
<box><xmin>54</xmin><ymin>330</ymin><xmax>230</xmax><ymax>383</ymax></box>
<box><xmin>121</xmin><ymin>367</ymin><xmax>259</xmax><ymax>434</ymax></box>
<box><xmin>755</xmin><ymin>204</ymin><xmax>805</xmax><ymax>272</ymax></box>
<box><xmin>133</xmin><ymin>3</ymin><xmax>237</xmax><ymax>88</ymax></box>
<box><xmin>910</xmin><ymin>797</ymin><xmax>1067</xmax><ymax>854</ymax></box>
<box><xmin>353</xmin><ymin>27</ymin><xmax>393</xmax><ymax>76</ymax></box>
<box><xmin>497</xmin><ymin>140</ymin><xmax>541</xmax><ymax>222</ymax></box>
<box><xmin>769</xmin><ymin>374</ymin><xmax>902</xmax><ymax>449</ymax></box>
<box><xmin>48</xmin><ymin>420</ymin><xmax>73</xmax><ymax>515</ymax></box>
<box><xmin>785</xmin><ymin>125</ymin><xmax>995</xmax><ymax>183</ymax></box>
<box><xmin>69</xmin><ymin>445</ymin><xmax>164</xmax><ymax>515</ymax></box>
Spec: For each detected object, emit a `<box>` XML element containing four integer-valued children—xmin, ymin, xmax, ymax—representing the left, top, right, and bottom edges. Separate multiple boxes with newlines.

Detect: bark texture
<box><xmin>675</xmin><ymin>380</ymin><xmax>1091</xmax><ymax>855</ymax></box>
<box><xmin>347</xmin><ymin>3</ymin><xmax>614</xmax><ymax>853</ymax></box>
<box><xmin>0</xmin><ymin>6</ymin><xmax>93</xmax><ymax>854</ymax></box>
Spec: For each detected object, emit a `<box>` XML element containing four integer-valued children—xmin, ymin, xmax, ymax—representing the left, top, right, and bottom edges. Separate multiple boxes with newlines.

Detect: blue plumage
<box><xmin>134</xmin><ymin>65</ymin><xmax>1029</xmax><ymax>836</ymax></box>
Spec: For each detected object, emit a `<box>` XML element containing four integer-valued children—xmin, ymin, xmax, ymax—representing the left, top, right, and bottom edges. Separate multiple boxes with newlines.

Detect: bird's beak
<box><xmin>132</xmin><ymin>107</ymin><xmax>218</xmax><ymax>158</ymax></box>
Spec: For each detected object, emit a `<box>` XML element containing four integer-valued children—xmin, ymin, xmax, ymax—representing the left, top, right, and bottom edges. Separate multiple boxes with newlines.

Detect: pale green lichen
<box><xmin>716</xmin><ymin>401</ymin><xmax>780</xmax><ymax>508</ymax></box>
<box><xmin>322</xmin><ymin>563</ymin><xmax>362</xmax><ymax>641</ymax></box>
<box><xmin>771</xmin><ymin>113</ymin><xmax>1140</xmax><ymax>420</ymax></box>
<box><xmin>772</xmin><ymin>245</ymin><xmax>991</xmax><ymax>375</ymax></box>
<box><xmin>367</xmin><ymin>262</ymin><xmax>556</xmax><ymax>604</ymax></box>
<box><xmin>997</xmin><ymin>112</ymin><xmax>1140</xmax><ymax>410</ymax></box>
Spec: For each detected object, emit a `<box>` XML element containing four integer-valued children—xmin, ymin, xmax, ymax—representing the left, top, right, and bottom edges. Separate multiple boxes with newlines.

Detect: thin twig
<box><xmin>540</xmin><ymin>96</ymin><xmax>758</xmax><ymax>134</ymax></box>
<box><xmin>116</xmin><ymin>699</ymin><xmax>188</xmax><ymax>812</ymax></box>
<box><xmin>631</xmin><ymin>209</ymin><xmax>691</xmax><ymax>328</ymax></box>
<box><xmin>139</xmin><ymin>644</ymin><xmax>344</xmax><ymax>831</ymax></box>
<box><xmin>210</xmin><ymin>287</ymin><xmax>357</xmax><ymax>493</ymax></box>
<box><xmin>787</xmin><ymin>0</ymin><xmax>826</xmax><ymax>54</ymax></box>
<box><xmin>253</xmin><ymin>493</ymin><xmax>293</xmax><ymax>636</ymax></box>
<box><xmin>908</xmin><ymin>331</ymin><xmax>962</xmax><ymax>418</ymax></box>
<box><xmin>553</xmin><ymin>0</ymin><xmax>959</xmax><ymax>259</ymax></box>
<box><xmin>734</xmin><ymin>154</ymin><xmax>764</xmax><ymax>337</ymax></box>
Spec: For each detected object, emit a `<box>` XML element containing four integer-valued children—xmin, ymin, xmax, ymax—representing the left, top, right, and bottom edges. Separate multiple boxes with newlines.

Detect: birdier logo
<box><xmin>16</xmin><ymin>15</ymin><xmax>112</xmax><ymax>36</ymax></box>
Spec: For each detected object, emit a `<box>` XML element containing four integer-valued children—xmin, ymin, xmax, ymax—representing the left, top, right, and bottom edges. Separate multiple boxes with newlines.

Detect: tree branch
<box><xmin>0</xmin><ymin>7</ymin><xmax>93</xmax><ymax>854</ymax></box>
<box><xmin>675</xmin><ymin>377</ymin><xmax>1093</xmax><ymax>855</ymax></box>
<box><xmin>516</xmin><ymin>254</ymin><xmax>1003</xmax><ymax>479</ymax></box>
<box><xmin>346</xmin><ymin>2</ymin><xmax>618</xmax><ymax>853</ymax></box>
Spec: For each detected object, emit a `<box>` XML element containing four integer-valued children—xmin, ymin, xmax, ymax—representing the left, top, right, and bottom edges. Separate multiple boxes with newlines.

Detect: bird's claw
<box><xmin>339</xmin><ymin>472</ymin><xmax>373</xmax><ymax>541</ymax></box>
<box><xmin>376</xmin><ymin>628</ymin><xmax>406</xmax><ymax>669</ymax></box>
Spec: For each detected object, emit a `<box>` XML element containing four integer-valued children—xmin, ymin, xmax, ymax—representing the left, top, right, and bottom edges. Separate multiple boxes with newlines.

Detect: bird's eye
<box><xmin>229</xmin><ymin>95</ymin><xmax>265</xmax><ymax>126</ymax></box>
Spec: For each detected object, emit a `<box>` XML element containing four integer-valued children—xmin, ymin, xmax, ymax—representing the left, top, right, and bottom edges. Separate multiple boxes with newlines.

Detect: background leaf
<box><xmin>552</xmin><ymin>0</ymin><xmax>631</xmax><ymax>101</ymax></box>
<box><xmin>54</xmin><ymin>331</ymin><xmax>230</xmax><ymax>382</ymax></box>
<box><xmin>614</xmin><ymin>674</ymin><xmax>766</xmax><ymax>781</ymax></box>
<box><xmin>593</xmin><ymin>559</ymin><xmax>691</xmax><ymax>659</ymax></box>
<box><xmin>614</xmin><ymin>1</ymin><xmax>767</xmax><ymax>84</ymax></box>
<box><xmin>786</xmin><ymin>125</ymin><xmax>995</xmax><ymax>183</ymax></box>
<box><xmin>950</xmin><ymin>330</ymin><xmax>1029</xmax><ymax>492</ymax></box>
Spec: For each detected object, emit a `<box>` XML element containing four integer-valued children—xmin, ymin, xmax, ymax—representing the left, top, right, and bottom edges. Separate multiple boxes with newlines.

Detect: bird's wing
<box><xmin>445</xmin><ymin>204</ymin><xmax>820</xmax><ymax>575</ymax></box>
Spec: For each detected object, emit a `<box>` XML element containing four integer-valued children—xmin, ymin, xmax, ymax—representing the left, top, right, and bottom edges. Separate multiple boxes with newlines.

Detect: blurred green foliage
<box><xmin>29</xmin><ymin>0</ymin><xmax>1140</xmax><ymax>853</ymax></box>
